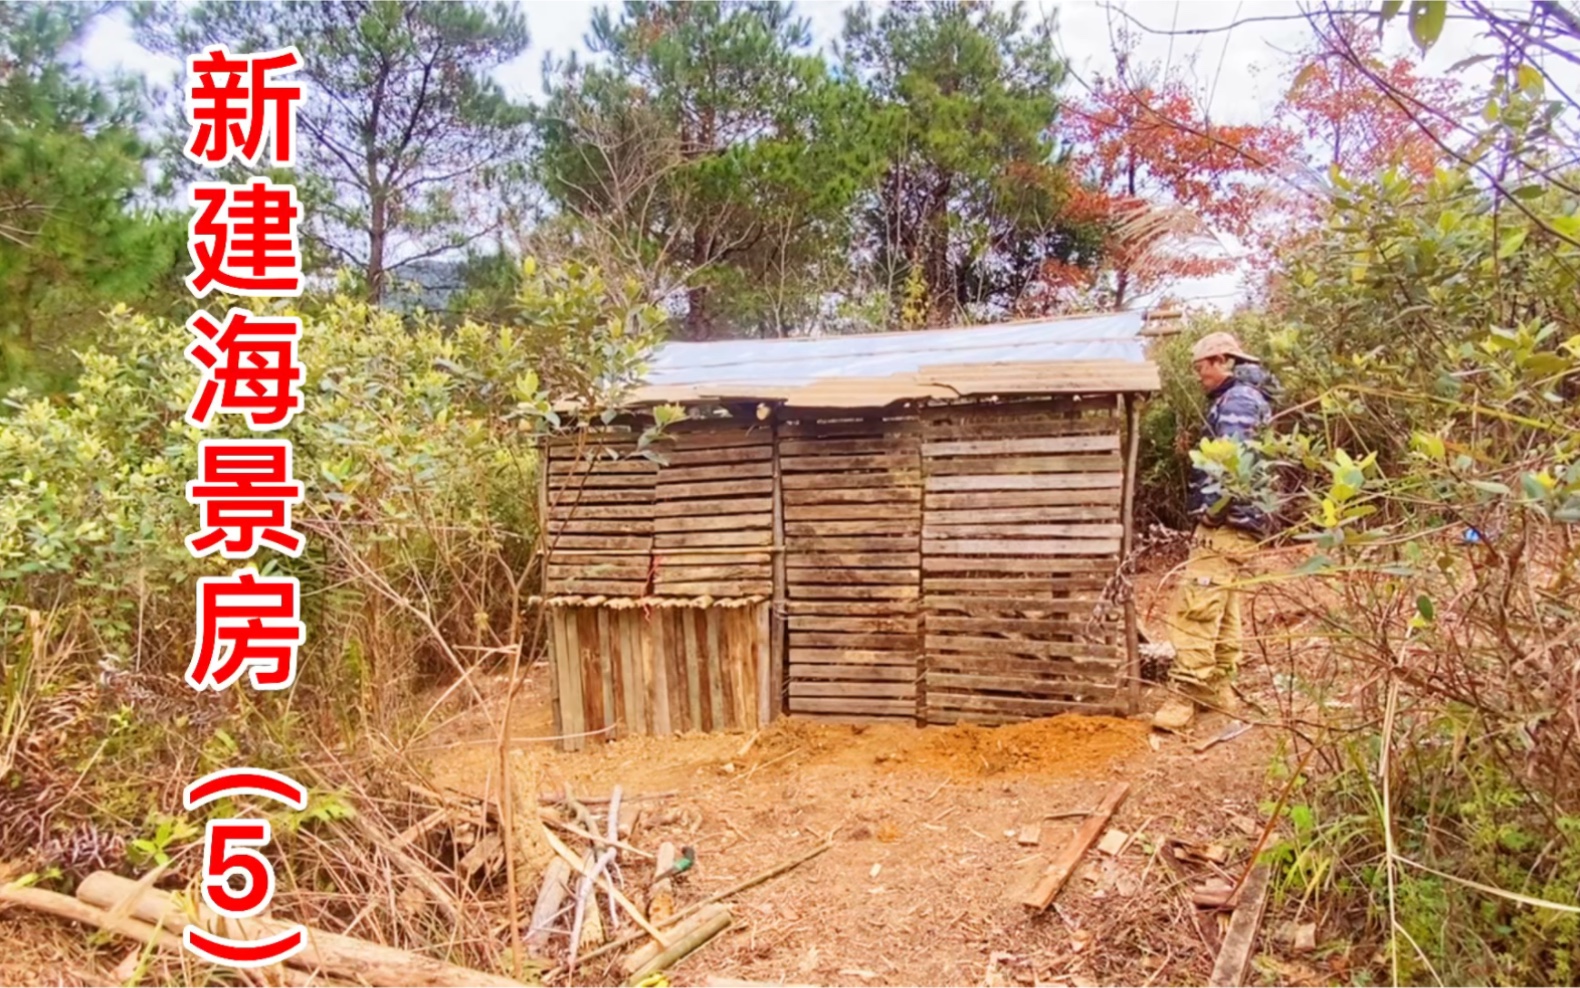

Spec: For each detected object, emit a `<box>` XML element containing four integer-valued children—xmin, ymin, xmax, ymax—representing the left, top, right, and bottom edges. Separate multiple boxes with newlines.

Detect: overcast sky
<box><xmin>75</xmin><ymin>1</ymin><xmax>1496</xmax><ymax>311</ymax></box>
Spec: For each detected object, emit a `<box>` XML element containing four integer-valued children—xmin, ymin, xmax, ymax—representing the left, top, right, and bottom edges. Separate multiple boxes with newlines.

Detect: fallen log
<box><xmin>1021</xmin><ymin>782</ymin><xmax>1130</xmax><ymax>911</ymax></box>
<box><xmin>1209</xmin><ymin>862</ymin><xmax>1272</xmax><ymax>987</ymax></box>
<box><xmin>623</xmin><ymin>907</ymin><xmax>732</xmax><ymax>987</ymax></box>
<box><xmin>75</xmin><ymin>872</ymin><xmax>524</xmax><ymax>987</ymax></box>
<box><xmin>621</xmin><ymin>904</ymin><xmax>727</xmax><ymax>977</ymax></box>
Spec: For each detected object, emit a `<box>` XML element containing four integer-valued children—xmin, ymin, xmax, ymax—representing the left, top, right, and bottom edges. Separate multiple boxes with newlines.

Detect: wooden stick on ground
<box><xmin>75</xmin><ymin>872</ymin><xmax>524</xmax><ymax>987</ymax></box>
<box><xmin>525</xmin><ymin>858</ymin><xmax>572</xmax><ymax>953</ymax></box>
<box><xmin>539</xmin><ymin>812</ymin><xmax>654</xmax><ymax>860</ymax></box>
<box><xmin>623</xmin><ymin>907</ymin><xmax>733</xmax><ymax>988</ymax></box>
<box><xmin>621</xmin><ymin>904</ymin><xmax>728</xmax><ymax>977</ymax></box>
<box><xmin>553</xmin><ymin>840</ymin><xmax>833</xmax><ymax>976</ymax></box>
<box><xmin>1209</xmin><ymin>862</ymin><xmax>1272</xmax><ymax>987</ymax></box>
<box><xmin>1021</xmin><ymin>782</ymin><xmax>1131</xmax><ymax>911</ymax></box>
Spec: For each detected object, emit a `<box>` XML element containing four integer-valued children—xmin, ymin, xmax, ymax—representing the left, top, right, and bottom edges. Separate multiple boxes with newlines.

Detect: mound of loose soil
<box><xmin>918</xmin><ymin>715</ymin><xmax>1150</xmax><ymax>778</ymax></box>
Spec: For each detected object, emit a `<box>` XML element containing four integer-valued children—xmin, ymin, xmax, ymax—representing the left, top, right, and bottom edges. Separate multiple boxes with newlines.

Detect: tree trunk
<box><xmin>924</xmin><ymin>174</ymin><xmax>954</xmax><ymax>326</ymax></box>
<box><xmin>368</xmin><ymin>189</ymin><xmax>388</xmax><ymax>304</ymax></box>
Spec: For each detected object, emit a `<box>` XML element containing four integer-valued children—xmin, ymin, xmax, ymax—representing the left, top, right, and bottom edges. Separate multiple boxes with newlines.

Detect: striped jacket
<box><xmin>1188</xmin><ymin>363</ymin><xmax>1275</xmax><ymax>534</ymax></box>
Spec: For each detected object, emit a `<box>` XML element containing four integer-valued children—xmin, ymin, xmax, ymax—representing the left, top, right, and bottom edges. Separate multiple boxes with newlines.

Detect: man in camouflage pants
<box><xmin>1153</xmin><ymin>332</ymin><xmax>1276</xmax><ymax>732</ymax></box>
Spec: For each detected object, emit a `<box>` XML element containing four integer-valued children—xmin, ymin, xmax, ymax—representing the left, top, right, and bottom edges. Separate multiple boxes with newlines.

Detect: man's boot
<box><xmin>1152</xmin><ymin>694</ymin><xmax>1198</xmax><ymax>732</ymax></box>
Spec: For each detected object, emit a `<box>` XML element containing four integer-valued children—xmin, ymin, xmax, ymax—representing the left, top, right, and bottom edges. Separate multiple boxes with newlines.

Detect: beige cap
<box><xmin>1191</xmin><ymin>331</ymin><xmax>1258</xmax><ymax>364</ymax></box>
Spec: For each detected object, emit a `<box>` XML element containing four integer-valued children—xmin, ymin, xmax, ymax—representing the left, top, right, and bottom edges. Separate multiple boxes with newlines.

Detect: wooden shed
<box><xmin>538</xmin><ymin>311</ymin><xmax>1163</xmax><ymax>749</ymax></box>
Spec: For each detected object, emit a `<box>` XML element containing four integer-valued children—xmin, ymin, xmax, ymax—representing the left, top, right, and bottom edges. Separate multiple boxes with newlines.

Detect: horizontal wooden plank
<box><xmin>779</xmin><ymin>437</ymin><xmax>905</xmax><ymax>457</ymax></box>
<box><xmin>657</xmin><ymin>460</ymin><xmax>774</xmax><ymax>484</ymax></box>
<box><xmin>922</xmin><ymin>557</ymin><xmax>1116</xmax><ymax>574</ymax></box>
<box><xmin>786</xmin><ymin>600</ymin><xmax>919</xmax><ymax>617</ymax></box>
<box><xmin>924</xmin><ymin>615</ymin><xmax>1099</xmax><ymax>636</ymax></box>
<box><xmin>652</xmin><ymin>496</ymin><xmax>772</xmax><ymax>518</ymax></box>
<box><xmin>927</xmin><ymin>673</ymin><xmax>1117</xmax><ymax>697</ymax></box>
<box><xmin>921</xmin><ymin>419</ymin><xmax>1123</xmax><ymax>442</ymax></box>
<box><xmin>787</xmin><ymin>520</ymin><xmax>920</xmax><ymax>537</ymax></box>
<box><xmin>789</xmin><ymin>648</ymin><xmax>919</xmax><ymax>666</ymax></box>
<box><xmin>786</xmin><ymin>553</ymin><xmax>921</xmax><ymax>569</ymax></box>
<box><xmin>783</xmin><ymin>488</ymin><xmax>920</xmax><ymax>506</ymax></box>
<box><xmin>653</xmin><ymin>565</ymin><xmax>770</xmax><ymax>582</ymax></box>
<box><xmin>547</xmin><ymin>473</ymin><xmax>657</xmax><ymax>490</ymax></box>
<box><xmin>655</xmin><ymin>478</ymin><xmax>775</xmax><ymax>500</ymax></box>
<box><xmin>781</xmin><ymin>453</ymin><xmax>919</xmax><ymax>473</ymax></box>
<box><xmin>777</xmin><ymin>419</ymin><xmax>920</xmax><ymax>440</ymax></box>
<box><xmin>658</xmin><ymin>444</ymin><xmax>772</xmax><ymax>466</ymax></box>
<box><xmin>924</xmin><ymin>523</ymin><xmax>1124</xmax><ymax>540</ymax></box>
<box><xmin>790</xmin><ymin>632</ymin><xmax>918</xmax><ymax>650</ymax></box>
<box><xmin>924</xmin><ymin>694</ymin><xmax>1117</xmax><ymax>718</ymax></box>
<box><xmin>784</xmin><ymin>503</ymin><xmax>921</xmax><ymax>522</ymax></box>
<box><xmin>924</xmin><ymin>489</ymin><xmax>1123</xmax><ymax>510</ymax></box>
<box><xmin>925</xmin><ymin>655</ymin><xmax>1120</xmax><ymax>682</ymax></box>
<box><xmin>786</xmin><ymin>536</ymin><xmax>918</xmax><ymax>553</ymax></box>
<box><xmin>544</xmin><ymin>579</ymin><xmax>648</xmax><ymax>595</ymax></box>
<box><xmin>653</xmin><ymin>581</ymin><xmax>773</xmax><ymax>597</ymax></box>
<box><xmin>546</xmin><ymin>489</ymin><xmax>653</xmax><ymax>506</ymax></box>
<box><xmin>921</xmin><ymin>435</ymin><xmax>1120</xmax><ymax>457</ymax></box>
<box><xmin>548</xmin><ymin>454</ymin><xmax>656</xmax><ymax>471</ymax></box>
<box><xmin>922</xmin><ymin>538</ymin><xmax>1122</xmax><ymax>556</ymax></box>
<box><xmin>547</xmin><ymin>519</ymin><xmax>654</xmax><ymax>535</ymax></box>
<box><xmin>551</xmin><ymin>535</ymin><xmax>652</xmax><ymax>551</ymax></box>
<box><xmin>925</xmin><ymin>473</ymin><xmax>1124</xmax><ymax>493</ymax></box>
<box><xmin>788</xmin><ymin>697</ymin><xmax>917</xmax><ymax>716</ymax></box>
<box><xmin>925</xmin><ymin>634</ymin><xmax>1120</xmax><ymax>660</ymax></box>
<box><xmin>920</xmin><ymin>397</ymin><xmax>1094</xmax><ymax>421</ymax></box>
<box><xmin>789</xmin><ymin>681</ymin><xmax>916</xmax><ymax>699</ymax></box>
<box><xmin>789</xmin><ymin>664</ymin><xmax>918</xmax><ymax>682</ymax></box>
<box><xmin>926</xmin><ymin>455</ymin><xmax>1124</xmax><ymax>477</ymax></box>
<box><xmin>547</xmin><ymin>562</ymin><xmax>650</xmax><ymax>579</ymax></box>
<box><xmin>653</xmin><ymin>512</ymin><xmax>773</xmax><ymax>534</ymax></box>
<box><xmin>781</xmin><ymin>472</ymin><xmax>921</xmax><ymax>491</ymax></box>
<box><xmin>654</xmin><ymin>530</ymin><xmax>773</xmax><ymax>549</ymax></box>
<box><xmin>926</xmin><ymin>506</ymin><xmax>1119</xmax><ymax>525</ymax></box>
<box><xmin>666</xmin><ymin>427</ymin><xmax>773</xmax><ymax>450</ymax></box>
<box><xmin>654</xmin><ymin>551</ymin><xmax>771</xmax><ymax>566</ymax></box>
<box><xmin>786</xmin><ymin>584</ymin><xmax>920</xmax><ymax>601</ymax></box>
<box><xmin>924</xmin><ymin>595</ymin><xmax>1105</xmax><ymax>615</ymax></box>
<box><xmin>925</xmin><ymin>651</ymin><xmax>1119</xmax><ymax>678</ymax></box>
<box><xmin>922</xmin><ymin>577</ymin><xmax>1109</xmax><ymax>594</ymax></box>
<box><xmin>786</xmin><ymin>569</ymin><xmax>918</xmax><ymax>585</ymax></box>
<box><xmin>787</xmin><ymin>615</ymin><xmax>917</xmax><ymax>634</ymax></box>
<box><xmin>548</xmin><ymin>503</ymin><xmax>654</xmax><ymax>521</ymax></box>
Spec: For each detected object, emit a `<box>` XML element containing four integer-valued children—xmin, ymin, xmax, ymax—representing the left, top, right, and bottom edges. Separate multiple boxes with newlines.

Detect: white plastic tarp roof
<box><xmin>627</xmin><ymin>311</ymin><xmax>1159</xmax><ymax>407</ymax></box>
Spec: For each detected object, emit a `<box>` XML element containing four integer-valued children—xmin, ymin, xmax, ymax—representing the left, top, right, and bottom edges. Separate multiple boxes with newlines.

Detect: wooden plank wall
<box><xmin>544</xmin><ymin>422</ymin><xmax>775</xmax><ymax>598</ymax></box>
<box><xmin>652</xmin><ymin>422</ymin><xmax>775</xmax><ymax>597</ymax></box>
<box><xmin>919</xmin><ymin>398</ymin><xmax>1127</xmax><ymax>724</ymax></box>
<box><xmin>779</xmin><ymin>414</ymin><xmax>923</xmax><ymax>723</ymax></box>
<box><xmin>544</xmin><ymin>432</ymin><xmax>654</xmax><ymax>596</ymax></box>
<box><xmin>549</xmin><ymin>603</ymin><xmax>770</xmax><ymax>750</ymax></box>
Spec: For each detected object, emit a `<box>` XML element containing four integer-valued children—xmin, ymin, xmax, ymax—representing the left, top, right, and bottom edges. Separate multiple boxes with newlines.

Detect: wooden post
<box><xmin>768</xmin><ymin>409</ymin><xmax>786</xmax><ymax>723</ymax></box>
<box><xmin>1120</xmin><ymin>393</ymin><xmax>1142</xmax><ymax>715</ymax></box>
<box><xmin>540</xmin><ymin>440</ymin><xmax>564</xmax><ymax>744</ymax></box>
<box><xmin>912</xmin><ymin>405</ymin><xmax>927</xmax><ymax>726</ymax></box>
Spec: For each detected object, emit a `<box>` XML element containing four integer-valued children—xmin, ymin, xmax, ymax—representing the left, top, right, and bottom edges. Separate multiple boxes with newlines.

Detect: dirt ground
<box><xmin>421</xmin><ymin>554</ymin><xmax>1338</xmax><ymax>988</ymax></box>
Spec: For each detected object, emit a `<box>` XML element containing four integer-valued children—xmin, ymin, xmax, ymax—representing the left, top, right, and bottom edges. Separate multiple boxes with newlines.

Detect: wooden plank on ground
<box><xmin>1021</xmin><ymin>782</ymin><xmax>1130</xmax><ymax>910</ymax></box>
<box><xmin>1208</xmin><ymin>863</ymin><xmax>1273</xmax><ymax>988</ymax></box>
